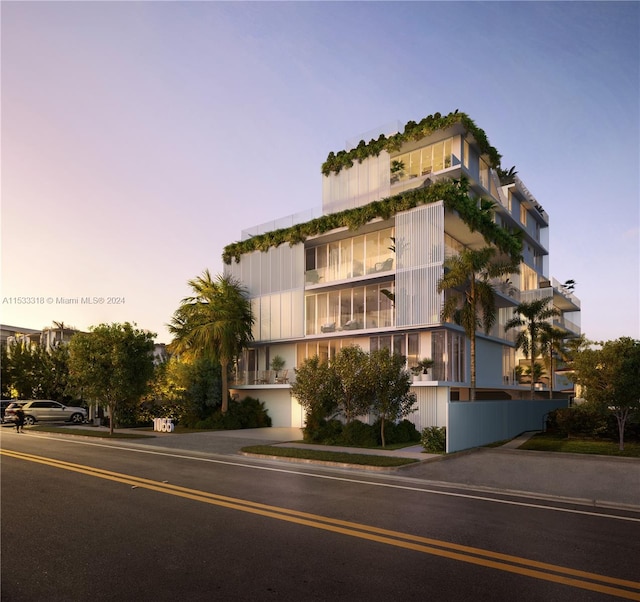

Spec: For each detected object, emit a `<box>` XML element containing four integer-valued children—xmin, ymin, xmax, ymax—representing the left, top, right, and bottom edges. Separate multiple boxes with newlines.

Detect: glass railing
<box><xmin>305</xmin><ymin>257</ymin><xmax>395</xmax><ymax>286</ymax></box>
<box><xmin>231</xmin><ymin>370</ymin><xmax>292</xmax><ymax>386</ymax></box>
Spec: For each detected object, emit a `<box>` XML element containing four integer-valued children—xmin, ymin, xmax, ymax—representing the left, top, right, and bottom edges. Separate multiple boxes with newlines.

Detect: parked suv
<box><xmin>20</xmin><ymin>401</ymin><xmax>87</xmax><ymax>425</ymax></box>
<box><xmin>2</xmin><ymin>401</ymin><xmax>24</xmax><ymax>424</ymax></box>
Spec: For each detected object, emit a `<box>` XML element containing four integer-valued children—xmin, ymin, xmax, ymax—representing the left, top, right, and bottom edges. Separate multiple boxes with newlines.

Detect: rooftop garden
<box><xmin>222</xmin><ymin>177</ymin><xmax>523</xmax><ymax>264</ymax></box>
<box><xmin>321</xmin><ymin>110</ymin><xmax>502</xmax><ymax>176</ymax></box>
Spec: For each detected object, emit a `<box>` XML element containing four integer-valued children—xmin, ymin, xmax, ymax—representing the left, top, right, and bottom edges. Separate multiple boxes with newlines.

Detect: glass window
<box><xmin>379</xmin><ymin>282</ymin><xmax>393</xmax><ymax>327</ymax></box>
<box><xmin>316</xmin><ymin>244</ymin><xmax>328</xmax><ymax>282</ymax></box>
<box><xmin>520</xmin><ymin>203</ymin><xmax>528</xmax><ymax>226</ymax></box>
<box><xmin>340</xmin><ymin>291</ymin><xmax>352</xmax><ymax>326</ymax></box>
<box><xmin>365</xmin><ymin>232</ymin><xmax>381</xmax><ymax>274</ymax></box>
<box><xmin>328</xmin><ymin>291</ymin><xmax>340</xmax><ymax>327</ymax></box>
<box><xmin>317</xmin><ymin>293</ymin><xmax>328</xmax><ymax>330</ymax></box>
<box><xmin>296</xmin><ymin>343</ymin><xmax>307</xmax><ymax>365</ymax></box>
<box><xmin>407</xmin><ymin>333</ymin><xmax>419</xmax><ymax>367</ymax></box>
<box><xmin>409</xmin><ymin>150</ymin><xmax>420</xmax><ymax>177</ymax></box>
<box><xmin>353</xmin><ymin>287</ymin><xmax>365</xmax><ymax>328</ymax></box>
<box><xmin>328</xmin><ymin>242</ymin><xmax>340</xmax><ymax>281</ymax></box>
<box><xmin>340</xmin><ymin>239</ymin><xmax>352</xmax><ymax>279</ymax></box>
<box><xmin>379</xmin><ymin>336</ymin><xmax>391</xmax><ymax>350</ymax></box>
<box><xmin>352</xmin><ymin>235</ymin><xmax>364</xmax><ymax>277</ymax></box>
<box><xmin>393</xmin><ymin>334</ymin><xmax>405</xmax><ymax>357</ymax></box>
<box><xmin>444</xmin><ymin>138</ymin><xmax>452</xmax><ymax>168</ymax></box>
<box><xmin>421</xmin><ymin>145</ymin><xmax>433</xmax><ymax>174</ymax></box>
<box><xmin>305</xmin><ymin>295</ymin><xmax>316</xmax><ymax>335</ymax></box>
<box><xmin>433</xmin><ymin>141</ymin><xmax>444</xmax><ymax>172</ymax></box>
<box><xmin>479</xmin><ymin>158</ymin><xmax>489</xmax><ymax>190</ymax></box>
<box><xmin>365</xmin><ymin>285</ymin><xmax>379</xmax><ymax>329</ymax></box>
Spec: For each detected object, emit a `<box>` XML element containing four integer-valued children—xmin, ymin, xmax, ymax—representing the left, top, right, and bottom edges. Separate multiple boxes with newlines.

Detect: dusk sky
<box><xmin>2</xmin><ymin>1</ymin><xmax>638</xmax><ymax>344</ymax></box>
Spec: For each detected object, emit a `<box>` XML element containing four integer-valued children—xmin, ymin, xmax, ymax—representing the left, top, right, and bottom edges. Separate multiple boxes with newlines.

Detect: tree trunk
<box><xmin>109</xmin><ymin>401</ymin><xmax>115</xmax><ymax>436</ymax></box>
<box><xmin>530</xmin><ymin>355</ymin><xmax>536</xmax><ymax>397</ymax></box>
<box><xmin>470</xmin><ymin>333</ymin><xmax>476</xmax><ymax>401</ymax></box>
<box><xmin>616</xmin><ymin>410</ymin><xmax>627</xmax><ymax>451</ymax></box>
<box><xmin>221</xmin><ymin>358</ymin><xmax>229</xmax><ymax>414</ymax></box>
<box><xmin>380</xmin><ymin>417</ymin><xmax>386</xmax><ymax>448</ymax></box>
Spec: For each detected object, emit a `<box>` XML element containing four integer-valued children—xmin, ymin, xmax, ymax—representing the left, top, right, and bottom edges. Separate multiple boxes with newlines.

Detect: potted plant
<box><xmin>411</xmin><ymin>358</ymin><xmax>434</xmax><ymax>381</ymax></box>
<box><xmin>390</xmin><ymin>160</ymin><xmax>405</xmax><ymax>183</ymax></box>
<box><xmin>270</xmin><ymin>355</ymin><xmax>285</xmax><ymax>378</ymax></box>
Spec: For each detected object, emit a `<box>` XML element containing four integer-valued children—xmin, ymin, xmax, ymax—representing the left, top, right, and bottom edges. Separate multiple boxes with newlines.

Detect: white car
<box><xmin>20</xmin><ymin>400</ymin><xmax>87</xmax><ymax>425</ymax></box>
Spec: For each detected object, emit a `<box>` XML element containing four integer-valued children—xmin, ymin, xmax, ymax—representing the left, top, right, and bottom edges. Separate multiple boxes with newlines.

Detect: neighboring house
<box><xmin>222</xmin><ymin>111</ymin><xmax>581</xmax><ymax>429</ymax></box>
<box><xmin>0</xmin><ymin>324</ymin><xmax>40</xmax><ymax>345</ymax></box>
<box><xmin>153</xmin><ymin>343</ymin><xmax>168</xmax><ymax>365</ymax></box>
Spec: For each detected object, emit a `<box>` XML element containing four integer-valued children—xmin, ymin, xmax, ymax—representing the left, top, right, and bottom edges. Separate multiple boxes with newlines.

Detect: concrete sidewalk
<box><xmin>12</xmin><ymin>425</ymin><xmax>640</xmax><ymax>509</ymax></box>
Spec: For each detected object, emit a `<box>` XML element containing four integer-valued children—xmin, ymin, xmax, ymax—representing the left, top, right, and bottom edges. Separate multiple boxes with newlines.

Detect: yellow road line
<box><xmin>3</xmin><ymin>449</ymin><xmax>640</xmax><ymax>600</ymax></box>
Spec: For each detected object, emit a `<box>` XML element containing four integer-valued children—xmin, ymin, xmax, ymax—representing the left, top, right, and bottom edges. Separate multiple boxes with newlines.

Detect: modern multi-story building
<box><xmin>224</xmin><ymin>111</ymin><xmax>580</xmax><ymax>428</ymax></box>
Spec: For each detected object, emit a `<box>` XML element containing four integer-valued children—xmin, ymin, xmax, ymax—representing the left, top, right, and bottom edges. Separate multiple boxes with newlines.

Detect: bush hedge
<box><xmin>302</xmin><ymin>418</ymin><xmax>420</xmax><ymax>447</ymax></box>
<box><xmin>421</xmin><ymin>426</ymin><xmax>447</xmax><ymax>453</ymax></box>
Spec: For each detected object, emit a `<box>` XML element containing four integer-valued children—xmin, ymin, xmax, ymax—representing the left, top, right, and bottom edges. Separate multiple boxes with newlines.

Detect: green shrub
<box><xmin>421</xmin><ymin>426</ymin><xmax>446</xmax><ymax>453</ymax></box>
<box><xmin>188</xmin><ymin>397</ymin><xmax>271</xmax><ymax>430</ymax></box>
<box><xmin>372</xmin><ymin>418</ymin><xmax>420</xmax><ymax>445</ymax></box>
<box><xmin>303</xmin><ymin>417</ymin><xmax>343</xmax><ymax>444</ymax></box>
<box><xmin>547</xmin><ymin>407</ymin><xmax>607</xmax><ymax>438</ymax></box>
<box><xmin>394</xmin><ymin>419</ymin><xmax>421</xmax><ymax>443</ymax></box>
<box><xmin>341</xmin><ymin>420</ymin><xmax>377</xmax><ymax>447</ymax></box>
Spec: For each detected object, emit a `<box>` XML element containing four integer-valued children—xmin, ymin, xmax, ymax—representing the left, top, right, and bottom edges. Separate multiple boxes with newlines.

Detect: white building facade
<box><xmin>224</xmin><ymin>112</ymin><xmax>580</xmax><ymax>429</ymax></box>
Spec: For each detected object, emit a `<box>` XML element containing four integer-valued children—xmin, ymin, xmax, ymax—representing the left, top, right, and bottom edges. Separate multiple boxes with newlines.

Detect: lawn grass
<box><xmin>241</xmin><ymin>445</ymin><xmax>419</xmax><ymax>467</ymax></box>
<box><xmin>519</xmin><ymin>433</ymin><xmax>640</xmax><ymax>457</ymax></box>
<box><xmin>28</xmin><ymin>426</ymin><xmax>155</xmax><ymax>439</ymax></box>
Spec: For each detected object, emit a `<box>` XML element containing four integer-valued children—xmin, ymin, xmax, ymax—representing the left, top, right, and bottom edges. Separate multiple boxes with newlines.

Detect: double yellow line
<box><xmin>3</xmin><ymin>448</ymin><xmax>640</xmax><ymax>600</ymax></box>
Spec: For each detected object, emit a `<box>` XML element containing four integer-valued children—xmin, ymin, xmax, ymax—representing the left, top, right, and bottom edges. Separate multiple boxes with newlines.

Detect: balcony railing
<box><xmin>231</xmin><ymin>370</ymin><xmax>291</xmax><ymax>387</ymax></box>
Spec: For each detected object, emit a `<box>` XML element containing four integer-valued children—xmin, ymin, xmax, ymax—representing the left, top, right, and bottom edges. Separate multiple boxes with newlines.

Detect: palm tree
<box><xmin>168</xmin><ymin>270</ymin><xmax>254</xmax><ymax>413</ymax></box>
<box><xmin>505</xmin><ymin>299</ymin><xmax>560</xmax><ymax>397</ymax></box>
<box><xmin>438</xmin><ymin>247</ymin><xmax>518</xmax><ymax>400</ymax></box>
<box><xmin>539</xmin><ymin>327</ymin><xmax>569</xmax><ymax>399</ymax></box>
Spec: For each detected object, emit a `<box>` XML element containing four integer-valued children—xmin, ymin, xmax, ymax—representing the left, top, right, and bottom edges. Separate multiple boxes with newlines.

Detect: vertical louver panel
<box><xmin>225</xmin><ymin>244</ymin><xmax>305</xmax><ymax>341</ymax></box>
<box><xmin>395</xmin><ymin>203</ymin><xmax>444</xmax><ymax>327</ymax></box>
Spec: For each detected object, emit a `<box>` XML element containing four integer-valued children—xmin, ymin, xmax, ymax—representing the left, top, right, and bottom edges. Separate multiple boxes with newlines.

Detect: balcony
<box><xmin>305</xmin><ymin>258</ymin><xmax>394</xmax><ymax>288</ymax></box>
<box><xmin>231</xmin><ymin>370</ymin><xmax>291</xmax><ymax>387</ymax></box>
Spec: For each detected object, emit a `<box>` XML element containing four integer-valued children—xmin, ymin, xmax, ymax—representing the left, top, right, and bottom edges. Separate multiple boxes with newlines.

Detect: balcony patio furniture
<box><xmin>255</xmin><ymin>370</ymin><xmax>271</xmax><ymax>384</ymax></box>
<box><xmin>342</xmin><ymin>319</ymin><xmax>359</xmax><ymax>330</ymax></box>
<box><xmin>275</xmin><ymin>369</ymin><xmax>289</xmax><ymax>384</ymax></box>
<box><xmin>374</xmin><ymin>258</ymin><xmax>394</xmax><ymax>272</ymax></box>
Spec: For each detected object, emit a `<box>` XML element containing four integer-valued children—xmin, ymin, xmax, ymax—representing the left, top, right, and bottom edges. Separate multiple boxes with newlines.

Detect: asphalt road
<box><xmin>2</xmin><ymin>431</ymin><xmax>640</xmax><ymax>601</ymax></box>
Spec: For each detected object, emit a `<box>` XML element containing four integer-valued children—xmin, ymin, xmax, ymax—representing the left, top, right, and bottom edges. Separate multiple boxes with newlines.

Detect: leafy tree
<box><xmin>539</xmin><ymin>327</ymin><xmax>570</xmax><ymax>398</ymax></box>
<box><xmin>69</xmin><ymin>323</ymin><xmax>155</xmax><ymax>435</ymax></box>
<box><xmin>168</xmin><ymin>271</ymin><xmax>254</xmax><ymax>413</ymax></box>
<box><xmin>5</xmin><ymin>341</ymin><xmax>39</xmax><ymax>399</ymax></box>
<box><xmin>369</xmin><ymin>349</ymin><xmax>416</xmax><ymax>447</ymax></box>
<box><xmin>332</xmin><ymin>346</ymin><xmax>374</xmax><ymax>423</ymax></box>
<box><xmin>144</xmin><ymin>355</ymin><xmax>222</xmax><ymax>425</ymax></box>
<box><xmin>438</xmin><ymin>246</ymin><xmax>518</xmax><ymax>400</ymax></box>
<box><xmin>1</xmin><ymin>345</ymin><xmax>11</xmax><ymax>399</ymax></box>
<box><xmin>569</xmin><ymin>337</ymin><xmax>640</xmax><ymax>450</ymax></box>
<box><xmin>505</xmin><ymin>299</ymin><xmax>559</xmax><ymax>396</ymax></box>
<box><xmin>291</xmin><ymin>355</ymin><xmax>340</xmax><ymax>421</ymax></box>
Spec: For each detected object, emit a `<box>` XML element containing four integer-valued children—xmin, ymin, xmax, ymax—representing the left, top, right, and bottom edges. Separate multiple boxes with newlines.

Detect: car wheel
<box><xmin>71</xmin><ymin>413</ymin><xmax>84</xmax><ymax>424</ymax></box>
<box><xmin>24</xmin><ymin>416</ymin><xmax>35</xmax><ymax>426</ymax></box>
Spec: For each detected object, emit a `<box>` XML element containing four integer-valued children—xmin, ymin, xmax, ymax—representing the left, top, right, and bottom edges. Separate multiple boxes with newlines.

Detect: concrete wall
<box><xmin>233</xmin><ymin>389</ymin><xmax>304</xmax><ymax>428</ymax></box>
<box><xmin>408</xmin><ymin>385</ymin><xmax>448</xmax><ymax>431</ymax></box>
<box><xmin>446</xmin><ymin>398</ymin><xmax>568</xmax><ymax>453</ymax></box>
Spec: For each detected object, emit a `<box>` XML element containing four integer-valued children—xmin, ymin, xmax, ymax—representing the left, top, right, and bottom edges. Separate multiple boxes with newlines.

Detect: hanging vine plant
<box><xmin>222</xmin><ymin>177</ymin><xmax>522</xmax><ymax>265</ymax></box>
<box><xmin>320</xmin><ymin>110</ymin><xmax>503</xmax><ymax>176</ymax></box>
